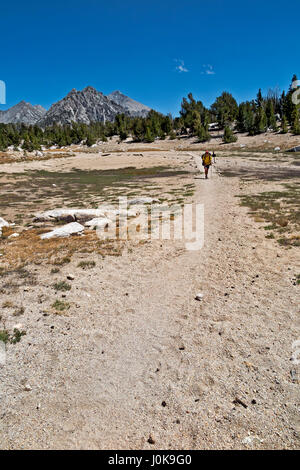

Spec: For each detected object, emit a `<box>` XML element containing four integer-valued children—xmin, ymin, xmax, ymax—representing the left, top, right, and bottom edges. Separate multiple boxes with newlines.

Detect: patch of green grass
<box><xmin>0</xmin><ymin>330</ymin><xmax>10</xmax><ymax>343</ymax></box>
<box><xmin>0</xmin><ymin>328</ymin><xmax>26</xmax><ymax>344</ymax></box>
<box><xmin>52</xmin><ymin>299</ymin><xmax>70</xmax><ymax>312</ymax></box>
<box><xmin>77</xmin><ymin>260</ymin><xmax>96</xmax><ymax>269</ymax></box>
<box><xmin>10</xmin><ymin>328</ymin><xmax>26</xmax><ymax>344</ymax></box>
<box><xmin>51</xmin><ymin>267</ymin><xmax>60</xmax><ymax>274</ymax></box>
<box><xmin>53</xmin><ymin>280</ymin><xmax>71</xmax><ymax>291</ymax></box>
<box><xmin>52</xmin><ymin>256</ymin><xmax>71</xmax><ymax>266</ymax></box>
<box><xmin>239</xmin><ymin>182</ymin><xmax>300</xmax><ymax>245</ymax></box>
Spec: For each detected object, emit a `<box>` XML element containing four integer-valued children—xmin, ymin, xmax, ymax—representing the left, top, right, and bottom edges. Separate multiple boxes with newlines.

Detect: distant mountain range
<box><xmin>0</xmin><ymin>88</ymin><xmax>152</xmax><ymax>126</ymax></box>
<box><xmin>0</xmin><ymin>101</ymin><xmax>46</xmax><ymax>125</ymax></box>
<box><xmin>107</xmin><ymin>90</ymin><xmax>151</xmax><ymax>117</ymax></box>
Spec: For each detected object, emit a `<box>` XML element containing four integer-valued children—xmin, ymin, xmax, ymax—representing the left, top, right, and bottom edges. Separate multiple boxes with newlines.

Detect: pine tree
<box><xmin>211</xmin><ymin>92</ymin><xmax>238</xmax><ymax>129</ymax></box>
<box><xmin>255</xmin><ymin>89</ymin><xmax>264</xmax><ymax>108</ymax></box>
<box><xmin>144</xmin><ymin>126</ymin><xmax>154</xmax><ymax>143</ymax></box>
<box><xmin>266</xmin><ymin>100</ymin><xmax>277</xmax><ymax>130</ymax></box>
<box><xmin>254</xmin><ymin>107</ymin><xmax>267</xmax><ymax>134</ymax></box>
<box><xmin>86</xmin><ymin>133</ymin><xmax>96</xmax><ymax>146</ymax></box>
<box><xmin>281</xmin><ymin>115</ymin><xmax>288</xmax><ymax>134</ymax></box>
<box><xmin>197</xmin><ymin>124</ymin><xmax>211</xmax><ymax>142</ymax></box>
<box><xmin>223</xmin><ymin>126</ymin><xmax>237</xmax><ymax>143</ymax></box>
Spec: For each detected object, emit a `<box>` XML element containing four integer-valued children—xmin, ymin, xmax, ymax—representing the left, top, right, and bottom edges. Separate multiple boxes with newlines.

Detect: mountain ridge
<box><xmin>0</xmin><ymin>101</ymin><xmax>46</xmax><ymax>125</ymax></box>
<box><xmin>0</xmin><ymin>88</ymin><xmax>152</xmax><ymax>126</ymax></box>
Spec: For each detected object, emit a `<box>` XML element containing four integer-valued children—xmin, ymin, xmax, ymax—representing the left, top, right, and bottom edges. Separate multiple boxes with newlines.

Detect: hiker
<box><xmin>201</xmin><ymin>150</ymin><xmax>213</xmax><ymax>179</ymax></box>
<box><xmin>212</xmin><ymin>151</ymin><xmax>216</xmax><ymax>163</ymax></box>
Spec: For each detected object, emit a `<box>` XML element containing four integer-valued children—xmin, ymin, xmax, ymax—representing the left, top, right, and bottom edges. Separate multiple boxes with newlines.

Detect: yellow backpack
<box><xmin>202</xmin><ymin>152</ymin><xmax>212</xmax><ymax>166</ymax></box>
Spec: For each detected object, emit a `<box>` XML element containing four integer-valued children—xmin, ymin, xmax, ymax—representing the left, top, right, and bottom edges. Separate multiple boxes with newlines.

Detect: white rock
<box><xmin>0</xmin><ymin>217</ymin><xmax>10</xmax><ymax>229</ymax></box>
<box><xmin>242</xmin><ymin>435</ymin><xmax>263</xmax><ymax>445</ymax></box>
<box><xmin>195</xmin><ymin>293</ymin><xmax>204</xmax><ymax>301</ymax></box>
<box><xmin>73</xmin><ymin>209</ymin><xmax>106</xmax><ymax>220</ymax></box>
<box><xmin>274</xmin><ymin>147</ymin><xmax>281</xmax><ymax>151</ymax></box>
<box><xmin>34</xmin><ymin>208</ymin><xmax>106</xmax><ymax>222</ymax></box>
<box><xmin>13</xmin><ymin>323</ymin><xmax>23</xmax><ymax>330</ymax></box>
<box><xmin>8</xmin><ymin>233</ymin><xmax>19</xmax><ymax>239</ymax></box>
<box><xmin>67</xmin><ymin>274</ymin><xmax>75</xmax><ymax>280</ymax></box>
<box><xmin>85</xmin><ymin>217</ymin><xmax>111</xmax><ymax>229</ymax></box>
<box><xmin>40</xmin><ymin>222</ymin><xmax>85</xmax><ymax>239</ymax></box>
<box><xmin>35</xmin><ymin>151</ymin><xmax>43</xmax><ymax>157</ymax></box>
<box><xmin>24</xmin><ymin>384</ymin><xmax>32</xmax><ymax>392</ymax></box>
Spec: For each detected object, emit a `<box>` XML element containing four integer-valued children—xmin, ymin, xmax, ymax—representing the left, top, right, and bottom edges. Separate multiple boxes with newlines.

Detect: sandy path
<box><xmin>0</xmin><ymin>155</ymin><xmax>299</xmax><ymax>449</ymax></box>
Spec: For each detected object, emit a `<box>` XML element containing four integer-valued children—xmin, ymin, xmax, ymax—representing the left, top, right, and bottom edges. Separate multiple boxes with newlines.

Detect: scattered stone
<box><xmin>195</xmin><ymin>293</ymin><xmax>204</xmax><ymax>301</ymax></box>
<box><xmin>287</xmin><ymin>145</ymin><xmax>300</xmax><ymax>152</ymax></box>
<box><xmin>85</xmin><ymin>217</ymin><xmax>111</xmax><ymax>229</ymax></box>
<box><xmin>24</xmin><ymin>384</ymin><xmax>32</xmax><ymax>392</ymax></box>
<box><xmin>34</xmin><ymin>208</ymin><xmax>106</xmax><ymax>222</ymax></box>
<box><xmin>242</xmin><ymin>435</ymin><xmax>263</xmax><ymax>445</ymax></box>
<box><xmin>147</xmin><ymin>434</ymin><xmax>156</xmax><ymax>444</ymax></box>
<box><xmin>0</xmin><ymin>217</ymin><xmax>10</xmax><ymax>228</ymax></box>
<box><xmin>161</xmin><ymin>401</ymin><xmax>167</xmax><ymax>407</ymax></box>
<box><xmin>274</xmin><ymin>146</ymin><xmax>281</xmax><ymax>151</ymax></box>
<box><xmin>8</xmin><ymin>233</ymin><xmax>19</xmax><ymax>239</ymax></box>
<box><xmin>233</xmin><ymin>397</ymin><xmax>248</xmax><ymax>408</ymax></box>
<box><xmin>67</xmin><ymin>274</ymin><xmax>75</xmax><ymax>281</ymax></box>
<box><xmin>0</xmin><ymin>217</ymin><xmax>10</xmax><ymax>236</ymax></box>
<box><xmin>40</xmin><ymin>222</ymin><xmax>85</xmax><ymax>239</ymax></box>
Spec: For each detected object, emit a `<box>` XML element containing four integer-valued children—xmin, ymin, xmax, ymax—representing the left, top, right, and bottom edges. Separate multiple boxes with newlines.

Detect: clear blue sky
<box><xmin>0</xmin><ymin>0</ymin><xmax>299</xmax><ymax>116</ymax></box>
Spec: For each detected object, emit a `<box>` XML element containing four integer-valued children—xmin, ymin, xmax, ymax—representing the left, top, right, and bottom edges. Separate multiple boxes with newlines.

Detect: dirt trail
<box><xmin>0</xmin><ymin>154</ymin><xmax>299</xmax><ymax>449</ymax></box>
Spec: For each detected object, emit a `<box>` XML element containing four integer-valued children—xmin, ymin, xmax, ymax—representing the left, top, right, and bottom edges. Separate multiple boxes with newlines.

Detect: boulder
<box><xmin>0</xmin><ymin>217</ymin><xmax>10</xmax><ymax>228</ymax></box>
<box><xmin>40</xmin><ymin>222</ymin><xmax>85</xmax><ymax>239</ymax></box>
<box><xmin>34</xmin><ymin>208</ymin><xmax>106</xmax><ymax>222</ymax></box>
<box><xmin>0</xmin><ymin>217</ymin><xmax>10</xmax><ymax>237</ymax></box>
<box><xmin>8</xmin><ymin>233</ymin><xmax>19</xmax><ymax>239</ymax></box>
<box><xmin>85</xmin><ymin>217</ymin><xmax>111</xmax><ymax>229</ymax></box>
<box><xmin>287</xmin><ymin>146</ymin><xmax>300</xmax><ymax>152</ymax></box>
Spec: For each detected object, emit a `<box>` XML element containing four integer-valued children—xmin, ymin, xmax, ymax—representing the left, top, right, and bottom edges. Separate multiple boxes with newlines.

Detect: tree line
<box><xmin>0</xmin><ymin>74</ymin><xmax>299</xmax><ymax>151</ymax></box>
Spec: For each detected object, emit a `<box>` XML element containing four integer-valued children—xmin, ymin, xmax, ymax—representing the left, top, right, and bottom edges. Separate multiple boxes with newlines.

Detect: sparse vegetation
<box><xmin>53</xmin><ymin>281</ymin><xmax>71</xmax><ymax>291</ymax></box>
<box><xmin>239</xmin><ymin>183</ymin><xmax>300</xmax><ymax>245</ymax></box>
<box><xmin>51</xmin><ymin>267</ymin><xmax>60</xmax><ymax>274</ymax></box>
<box><xmin>52</xmin><ymin>299</ymin><xmax>70</xmax><ymax>313</ymax></box>
<box><xmin>0</xmin><ymin>328</ymin><xmax>26</xmax><ymax>344</ymax></box>
<box><xmin>77</xmin><ymin>260</ymin><xmax>96</xmax><ymax>269</ymax></box>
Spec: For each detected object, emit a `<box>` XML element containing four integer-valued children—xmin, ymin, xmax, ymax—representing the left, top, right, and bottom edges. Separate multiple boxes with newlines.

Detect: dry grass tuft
<box><xmin>0</xmin><ymin>228</ymin><xmax>124</xmax><ymax>271</ymax></box>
